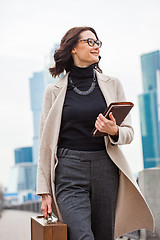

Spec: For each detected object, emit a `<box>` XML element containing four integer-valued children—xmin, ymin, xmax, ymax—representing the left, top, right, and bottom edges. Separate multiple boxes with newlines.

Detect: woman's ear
<box><xmin>72</xmin><ymin>48</ymin><xmax>76</xmax><ymax>54</ymax></box>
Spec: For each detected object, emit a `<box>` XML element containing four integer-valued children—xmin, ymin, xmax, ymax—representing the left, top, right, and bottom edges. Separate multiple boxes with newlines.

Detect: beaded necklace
<box><xmin>69</xmin><ymin>69</ymin><xmax>96</xmax><ymax>96</ymax></box>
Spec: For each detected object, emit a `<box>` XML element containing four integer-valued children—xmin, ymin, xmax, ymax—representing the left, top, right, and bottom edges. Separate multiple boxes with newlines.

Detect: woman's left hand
<box><xmin>95</xmin><ymin>112</ymin><xmax>119</xmax><ymax>136</ymax></box>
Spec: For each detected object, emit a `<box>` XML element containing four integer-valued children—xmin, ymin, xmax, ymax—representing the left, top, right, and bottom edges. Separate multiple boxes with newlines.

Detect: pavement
<box><xmin>0</xmin><ymin>209</ymin><xmax>38</xmax><ymax>240</ymax></box>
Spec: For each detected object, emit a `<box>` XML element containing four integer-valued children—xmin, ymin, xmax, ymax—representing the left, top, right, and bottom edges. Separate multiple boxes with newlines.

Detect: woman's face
<box><xmin>71</xmin><ymin>30</ymin><xmax>100</xmax><ymax>68</ymax></box>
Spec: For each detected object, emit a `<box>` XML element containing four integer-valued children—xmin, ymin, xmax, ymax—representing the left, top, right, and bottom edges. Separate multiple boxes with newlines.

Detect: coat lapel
<box><xmin>96</xmin><ymin>71</ymin><xmax>116</xmax><ymax>106</ymax></box>
<box><xmin>96</xmin><ymin>71</ymin><xmax>110</xmax><ymax>104</ymax></box>
<box><xmin>40</xmin><ymin>73</ymin><xmax>69</xmax><ymax>149</ymax></box>
<box><xmin>53</xmin><ymin>73</ymin><xmax>69</xmax><ymax>97</ymax></box>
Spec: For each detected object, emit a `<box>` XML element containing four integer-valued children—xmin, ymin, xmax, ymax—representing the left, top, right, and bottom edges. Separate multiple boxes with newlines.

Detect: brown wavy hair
<box><xmin>49</xmin><ymin>27</ymin><xmax>102</xmax><ymax>77</ymax></box>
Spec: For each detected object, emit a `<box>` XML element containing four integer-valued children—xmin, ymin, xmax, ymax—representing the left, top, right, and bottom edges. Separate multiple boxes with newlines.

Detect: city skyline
<box><xmin>0</xmin><ymin>0</ymin><xmax>160</xmax><ymax>188</ymax></box>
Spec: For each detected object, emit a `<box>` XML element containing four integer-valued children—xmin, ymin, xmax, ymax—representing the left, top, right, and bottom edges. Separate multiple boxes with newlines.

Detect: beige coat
<box><xmin>36</xmin><ymin>70</ymin><xmax>154</xmax><ymax>239</ymax></box>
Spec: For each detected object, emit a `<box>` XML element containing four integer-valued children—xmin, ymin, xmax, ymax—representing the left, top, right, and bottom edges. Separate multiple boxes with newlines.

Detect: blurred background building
<box><xmin>29</xmin><ymin>71</ymin><xmax>45</xmax><ymax>163</ymax></box>
<box><xmin>15</xmin><ymin>146</ymin><xmax>33</xmax><ymax>164</ymax></box>
<box><xmin>4</xmin><ymin>146</ymin><xmax>37</xmax><ymax>207</ymax></box>
<box><xmin>138</xmin><ymin>50</ymin><xmax>160</xmax><ymax>168</ymax></box>
<box><xmin>138</xmin><ymin>50</ymin><xmax>160</xmax><ymax>238</ymax></box>
<box><xmin>8</xmin><ymin>146</ymin><xmax>36</xmax><ymax>192</ymax></box>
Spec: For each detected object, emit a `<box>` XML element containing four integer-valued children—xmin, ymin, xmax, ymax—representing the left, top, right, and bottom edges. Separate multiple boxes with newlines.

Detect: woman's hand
<box><xmin>95</xmin><ymin>112</ymin><xmax>119</xmax><ymax>136</ymax></box>
<box><xmin>41</xmin><ymin>194</ymin><xmax>52</xmax><ymax>218</ymax></box>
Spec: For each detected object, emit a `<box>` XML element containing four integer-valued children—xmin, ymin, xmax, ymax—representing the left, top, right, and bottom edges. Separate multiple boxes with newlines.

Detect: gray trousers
<box><xmin>55</xmin><ymin>148</ymin><xmax>119</xmax><ymax>240</ymax></box>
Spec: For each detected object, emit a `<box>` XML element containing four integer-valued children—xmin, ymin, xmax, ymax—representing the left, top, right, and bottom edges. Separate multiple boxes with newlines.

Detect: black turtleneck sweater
<box><xmin>58</xmin><ymin>64</ymin><xmax>107</xmax><ymax>151</ymax></box>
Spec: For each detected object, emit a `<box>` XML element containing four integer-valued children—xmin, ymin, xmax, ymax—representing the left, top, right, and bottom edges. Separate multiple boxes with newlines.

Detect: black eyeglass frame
<box><xmin>77</xmin><ymin>38</ymin><xmax>102</xmax><ymax>48</ymax></box>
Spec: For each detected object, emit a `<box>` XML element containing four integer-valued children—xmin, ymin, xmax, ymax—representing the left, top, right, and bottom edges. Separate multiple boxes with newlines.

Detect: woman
<box><xmin>36</xmin><ymin>27</ymin><xmax>154</xmax><ymax>240</ymax></box>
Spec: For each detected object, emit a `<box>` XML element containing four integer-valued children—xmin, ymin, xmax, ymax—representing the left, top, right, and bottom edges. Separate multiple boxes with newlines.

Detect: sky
<box><xmin>0</xmin><ymin>0</ymin><xmax>160</xmax><ymax>189</ymax></box>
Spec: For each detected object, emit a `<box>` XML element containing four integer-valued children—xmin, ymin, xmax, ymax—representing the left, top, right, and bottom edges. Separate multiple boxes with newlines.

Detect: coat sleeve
<box><xmin>36</xmin><ymin>85</ymin><xmax>54</xmax><ymax>196</ymax></box>
<box><xmin>108</xmin><ymin>78</ymin><xmax>134</xmax><ymax>145</ymax></box>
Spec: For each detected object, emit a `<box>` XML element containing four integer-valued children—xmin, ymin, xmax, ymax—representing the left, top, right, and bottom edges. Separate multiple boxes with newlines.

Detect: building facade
<box><xmin>8</xmin><ymin>162</ymin><xmax>37</xmax><ymax>192</ymax></box>
<box><xmin>14</xmin><ymin>146</ymin><xmax>33</xmax><ymax>164</ymax></box>
<box><xmin>138</xmin><ymin>50</ymin><xmax>160</xmax><ymax>168</ymax></box>
<box><xmin>29</xmin><ymin>71</ymin><xmax>45</xmax><ymax>164</ymax></box>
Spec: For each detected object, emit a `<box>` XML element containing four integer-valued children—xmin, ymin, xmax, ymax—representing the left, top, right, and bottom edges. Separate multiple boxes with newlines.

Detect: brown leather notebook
<box><xmin>92</xmin><ymin>102</ymin><xmax>134</xmax><ymax>137</ymax></box>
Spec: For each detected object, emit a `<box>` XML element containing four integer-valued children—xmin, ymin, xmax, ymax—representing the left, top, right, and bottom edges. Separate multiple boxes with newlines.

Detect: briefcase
<box><xmin>31</xmin><ymin>215</ymin><xmax>67</xmax><ymax>240</ymax></box>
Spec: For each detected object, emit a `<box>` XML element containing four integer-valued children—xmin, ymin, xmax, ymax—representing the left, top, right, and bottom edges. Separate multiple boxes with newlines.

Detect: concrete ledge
<box><xmin>139</xmin><ymin>167</ymin><xmax>160</xmax><ymax>239</ymax></box>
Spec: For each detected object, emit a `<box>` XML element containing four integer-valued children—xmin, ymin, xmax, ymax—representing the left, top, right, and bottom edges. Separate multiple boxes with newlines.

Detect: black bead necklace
<box><xmin>69</xmin><ymin>69</ymin><xmax>96</xmax><ymax>96</ymax></box>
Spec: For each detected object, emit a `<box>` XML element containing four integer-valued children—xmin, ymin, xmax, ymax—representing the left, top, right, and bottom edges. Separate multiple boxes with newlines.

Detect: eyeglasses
<box><xmin>77</xmin><ymin>38</ymin><xmax>102</xmax><ymax>48</ymax></box>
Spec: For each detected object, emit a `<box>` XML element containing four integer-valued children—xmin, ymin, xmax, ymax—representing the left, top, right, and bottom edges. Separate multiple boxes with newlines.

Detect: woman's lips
<box><xmin>91</xmin><ymin>52</ymin><xmax>99</xmax><ymax>55</ymax></box>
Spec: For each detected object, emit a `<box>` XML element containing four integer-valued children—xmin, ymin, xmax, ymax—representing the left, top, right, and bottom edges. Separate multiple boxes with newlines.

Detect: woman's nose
<box><xmin>93</xmin><ymin>43</ymin><xmax>99</xmax><ymax>49</ymax></box>
<box><xmin>93</xmin><ymin>44</ymin><xmax>99</xmax><ymax>52</ymax></box>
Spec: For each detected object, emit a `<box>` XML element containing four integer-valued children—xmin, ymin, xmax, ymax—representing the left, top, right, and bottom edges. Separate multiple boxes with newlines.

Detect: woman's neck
<box><xmin>70</xmin><ymin>64</ymin><xmax>94</xmax><ymax>79</ymax></box>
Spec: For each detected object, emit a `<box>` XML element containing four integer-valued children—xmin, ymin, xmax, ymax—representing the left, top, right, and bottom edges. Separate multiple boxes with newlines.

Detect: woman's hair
<box><xmin>49</xmin><ymin>27</ymin><xmax>102</xmax><ymax>77</ymax></box>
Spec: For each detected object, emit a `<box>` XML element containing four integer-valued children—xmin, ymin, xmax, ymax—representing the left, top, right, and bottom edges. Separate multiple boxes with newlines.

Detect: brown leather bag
<box><xmin>31</xmin><ymin>216</ymin><xmax>67</xmax><ymax>240</ymax></box>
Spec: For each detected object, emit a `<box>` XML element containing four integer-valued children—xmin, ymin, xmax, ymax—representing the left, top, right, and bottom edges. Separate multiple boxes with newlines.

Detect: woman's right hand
<box><xmin>41</xmin><ymin>194</ymin><xmax>52</xmax><ymax>218</ymax></box>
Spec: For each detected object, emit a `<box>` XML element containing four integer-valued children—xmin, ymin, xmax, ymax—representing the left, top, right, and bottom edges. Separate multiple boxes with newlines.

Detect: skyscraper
<box><xmin>29</xmin><ymin>71</ymin><xmax>45</xmax><ymax>163</ymax></box>
<box><xmin>14</xmin><ymin>146</ymin><xmax>33</xmax><ymax>164</ymax></box>
<box><xmin>138</xmin><ymin>50</ymin><xmax>160</xmax><ymax>168</ymax></box>
<box><xmin>7</xmin><ymin>146</ymin><xmax>37</xmax><ymax>193</ymax></box>
<box><xmin>8</xmin><ymin>162</ymin><xmax>37</xmax><ymax>192</ymax></box>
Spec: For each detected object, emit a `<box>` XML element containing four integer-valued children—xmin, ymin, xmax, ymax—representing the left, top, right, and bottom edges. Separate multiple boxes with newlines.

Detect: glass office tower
<box><xmin>14</xmin><ymin>146</ymin><xmax>33</xmax><ymax>164</ymax></box>
<box><xmin>8</xmin><ymin>162</ymin><xmax>37</xmax><ymax>192</ymax></box>
<box><xmin>8</xmin><ymin>147</ymin><xmax>36</xmax><ymax>192</ymax></box>
<box><xmin>29</xmin><ymin>71</ymin><xmax>45</xmax><ymax>163</ymax></box>
<box><xmin>138</xmin><ymin>50</ymin><xmax>160</xmax><ymax>168</ymax></box>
